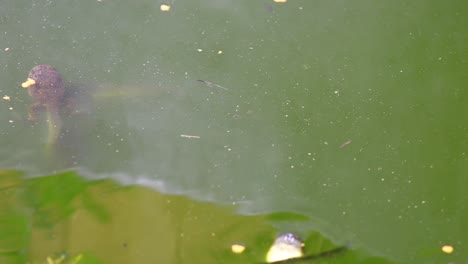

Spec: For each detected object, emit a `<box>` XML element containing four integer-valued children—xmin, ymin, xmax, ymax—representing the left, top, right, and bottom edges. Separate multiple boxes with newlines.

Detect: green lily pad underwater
<box><xmin>0</xmin><ymin>170</ymin><xmax>400</xmax><ymax>264</ymax></box>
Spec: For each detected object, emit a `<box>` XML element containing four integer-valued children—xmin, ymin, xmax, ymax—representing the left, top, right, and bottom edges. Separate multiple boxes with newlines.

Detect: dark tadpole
<box><xmin>21</xmin><ymin>65</ymin><xmax>97</xmax><ymax>168</ymax></box>
<box><xmin>22</xmin><ymin>64</ymin><xmax>65</xmax><ymax>144</ymax></box>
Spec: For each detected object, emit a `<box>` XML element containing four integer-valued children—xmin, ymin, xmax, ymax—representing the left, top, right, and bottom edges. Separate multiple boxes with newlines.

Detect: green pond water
<box><xmin>0</xmin><ymin>0</ymin><xmax>467</xmax><ymax>263</ymax></box>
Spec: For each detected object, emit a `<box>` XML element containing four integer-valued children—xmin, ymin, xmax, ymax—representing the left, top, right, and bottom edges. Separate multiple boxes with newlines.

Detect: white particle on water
<box><xmin>290</xmin><ymin>165</ymin><xmax>294</xmax><ymax>168</ymax></box>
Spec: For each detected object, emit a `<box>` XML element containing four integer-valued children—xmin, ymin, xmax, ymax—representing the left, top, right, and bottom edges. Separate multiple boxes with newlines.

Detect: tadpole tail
<box><xmin>46</xmin><ymin>108</ymin><xmax>63</xmax><ymax>145</ymax></box>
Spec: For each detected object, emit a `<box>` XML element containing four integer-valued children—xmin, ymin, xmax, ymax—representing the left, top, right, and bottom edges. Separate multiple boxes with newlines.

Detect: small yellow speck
<box><xmin>218</xmin><ymin>50</ymin><xmax>223</xmax><ymax>54</ymax></box>
<box><xmin>2</xmin><ymin>95</ymin><xmax>10</xmax><ymax>101</ymax></box>
<box><xmin>4</xmin><ymin>47</ymin><xmax>10</xmax><ymax>51</ymax></box>
<box><xmin>441</xmin><ymin>245</ymin><xmax>454</xmax><ymax>254</ymax></box>
<box><xmin>231</xmin><ymin>244</ymin><xmax>246</xmax><ymax>254</ymax></box>
<box><xmin>273</xmin><ymin>0</ymin><xmax>287</xmax><ymax>2</ymax></box>
<box><xmin>160</xmin><ymin>4</ymin><xmax>171</xmax><ymax>11</ymax></box>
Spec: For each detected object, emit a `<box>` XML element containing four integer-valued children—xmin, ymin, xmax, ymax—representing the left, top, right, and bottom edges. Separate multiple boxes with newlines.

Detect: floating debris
<box><xmin>264</xmin><ymin>233</ymin><xmax>349</xmax><ymax>264</ymax></box>
<box><xmin>273</xmin><ymin>0</ymin><xmax>287</xmax><ymax>2</ymax></box>
<box><xmin>340</xmin><ymin>140</ymin><xmax>351</xmax><ymax>148</ymax></box>
<box><xmin>160</xmin><ymin>4</ymin><xmax>171</xmax><ymax>11</ymax></box>
<box><xmin>196</xmin><ymin>79</ymin><xmax>228</xmax><ymax>90</ymax></box>
<box><xmin>21</xmin><ymin>78</ymin><xmax>36</xmax><ymax>88</ymax></box>
<box><xmin>2</xmin><ymin>95</ymin><xmax>10</xmax><ymax>101</ymax></box>
<box><xmin>441</xmin><ymin>245</ymin><xmax>454</xmax><ymax>254</ymax></box>
<box><xmin>47</xmin><ymin>255</ymin><xmax>65</xmax><ymax>264</ymax></box>
<box><xmin>180</xmin><ymin>134</ymin><xmax>200</xmax><ymax>139</ymax></box>
<box><xmin>46</xmin><ymin>253</ymin><xmax>83</xmax><ymax>264</ymax></box>
<box><xmin>266</xmin><ymin>233</ymin><xmax>304</xmax><ymax>263</ymax></box>
<box><xmin>231</xmin><ymin>243</ymin><xmax>246</xmax><ymax>254</ymax></box>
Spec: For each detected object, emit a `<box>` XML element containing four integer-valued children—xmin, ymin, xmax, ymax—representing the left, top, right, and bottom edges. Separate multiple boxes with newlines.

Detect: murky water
<box><xmin>1</xmin><ymin>0</ymin><xmax>467</xmax><ymax>263</ymax></box>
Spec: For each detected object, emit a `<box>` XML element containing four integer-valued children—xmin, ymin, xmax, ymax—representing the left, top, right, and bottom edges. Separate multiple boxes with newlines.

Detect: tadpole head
<box><xmin>22</xmin><ymin>64</ymin><xmax>65</xmax><ymax>105</ymax></box>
